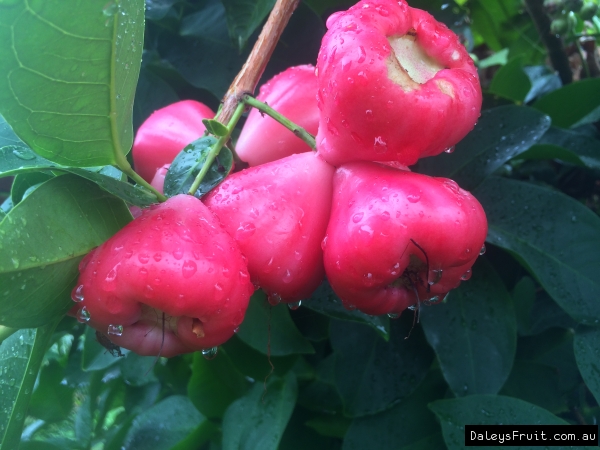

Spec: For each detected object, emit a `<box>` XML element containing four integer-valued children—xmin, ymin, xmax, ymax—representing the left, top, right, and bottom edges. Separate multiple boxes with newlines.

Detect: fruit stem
<box><xmin>0</xmin><ymin>325</ymin><xmax>17</xmax><ymax>344</ymax></box>
<box><xmin>217</xmin><ymin>0</ymin><xmax>301</xmax><ymax>125</ymax></box>
<box><xmin>115</xmin><ymin>153</ymin><xmax>168</xmax><ymax>202</ymax></box>
<box><xmin>243</xmin><ymin>95</ymin><xmax>316</xmax><ymax>150</ymax></box>
<box><xmin>187</xmin><ymin>102</ymin><xmax>245</xmax><ymax>196</ymax></box>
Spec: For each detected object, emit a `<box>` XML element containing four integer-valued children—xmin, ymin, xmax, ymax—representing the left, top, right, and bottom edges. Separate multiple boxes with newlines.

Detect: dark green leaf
<box><xmin>0</xmin><ymin>0</ymin><xmax>144</xmax><ymax>166</ymax></box>
<box><xmin>187</xmin><ymin>349</ymin><xmax>249</xmax><ymax>419</ymax></box>
<box><xmin>305</xmin><ymin>414</ymin><xmax>350</xmax><ymax>438</ymax></box>
<box><xmin>0</xmin><ymin>145</ymin><xmax>60</xmax><ymax>178</ymax></box>
<box><xmin>278</xmin><ymin>406</ymin><xmax>341</xmax><ymax>450</ymax></box>
<box><xmin>145</xmin><ymin>0</ymin><xmax>179</xmax><ymax>21</ymax></box>
<box><xmin>120</xmin><ymin>352</ymin><xmax>159</xmax><ymax>386</ymax></box>
<box><xmin>0</xmin><ymin>175</ymin><xmax>132</xmax><ymax>328</ymax></box>
<box><xmin>489</xmin><ymin>57</ymin><xmax>531</xmax><ymax>103</ymax></box>
<box><xmin>202</xmin><ymin>119</ymin><xmax>229</xmax><ymax>137</ymax></box>
<box><xmin>523</xmin><ymin>66</ymin><xmax>562</xmax><ymax>103</ymax></box>
<box><xmin>222</xmin><ymin>372</ymin><xmax>297</xmax><ymax>450</ymax></box>
<box><xmin>474</xmin><ymin>177</ymin><xmax>600</xmax><ymax>325</ymax></box>
<box><xmin>28</xmin><ymin>360</ymin><xmax>75</xmax><ymax>422</ymax></box>
<box><xmin>420</xmin><ymin>258</ymin><xmax>517</xmax><ymax>397</ymax></box>
<box><xmin>0</xmin><ymin>321</ymin><xmax>59</xmax><ymax>450</ymax></box>
<box><xmin>221</xmin><ymin>0</ymin><xmax>275</xmax><ymax>51</ymax></box>
<box><xmin>429</xmin><ymin>395</ymin><xmax>595</xmax><ymax>450</ymax></box>
<box><xmin>533</xmin><ymin>78</ymin><xmax>600</xmax><ymax>128</ymax></box>
<box><xmin>122</xmin><ymin>395</ymin><xmax>210</xmax><ymax>450</ymax></box>
<box><xmin>10</xmin><ymin>172</ymin><xmax>54</xmax><ymax>206</ymax></box>
<box><xmin>574</xmin><ymin>327</ymin><xmax>600</xmax><ymax>405</ymax></box>
<box><xmin>305</xmin><ymin>281</ymin><xmax>390</xmax><ymax>340</ymax></box>
<box><xmin>512</xmin><ymin>276</ymin><xmax>536</xmax><ymax>334</ymax></box>
<box><xmin>331</xmin><ymin>314</ymin><xmax>434</xmax><ymax>417</ymax></box>
<box><xmin>235</xmin><ymin>291</ymin><xmax>314</xmax><ymax>356</ymax></box>
<box><xmin>298</xmin><ymin>355</ymin><xmax>343</xmax><ymax>414</ymax></box>
<box><xmin>417</xmin><ymin>106</ymin><xmax>550</xmax><ymax>190</ymax></box>
<box><xmin>343</xmin><ymin>370</ymin><xmax>447</xmax><ymax>450</ymax></box>
<box><xmin>520</xmin><ymin>126</ymin><xmax>600</xmax><ymax>170</ymax></box>
<box><xmin>133</xmin><ymin>68</ymin><xmax>179</xmax><ymax>131</ymax></box>
<box><xmin>163</xmin><ymin>136</ymin><xmax>233</xmax><ymax>198</ymax></box>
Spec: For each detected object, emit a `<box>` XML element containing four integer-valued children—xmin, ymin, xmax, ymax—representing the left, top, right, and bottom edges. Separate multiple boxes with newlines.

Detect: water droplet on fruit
<box><xmin>388</xmin><ymin>312</ymin><xmax>400</xmax><ymax>319</ymax></box>
<box><xmin>235</xmin><ymin>222</ymin><xmax>256</xmax><ymax>240</ymax></box>
<box><xmin>357</xmin><ymin>45</ymin><xmax>366</xmax><ymax>63</ymax></box>
<box><xmin>107</xmin><ymin>324</ymin><xmax>123</xmax><ymax>336</ymax></box>
<box><xmin>202</xmin><ymin>347</ymin><xmax>218</xmax><ymax>360</ymax></box>
<box><xmin>283</xmin><ymin>269</ymin><xmax>293</xmax><ymax>284</ymax></box>
<box><xmin>479</xmin><ymin>245</ymin><xmax>486</xmax><ymax>255</ymax></box>
<box><xmin>381</xmin><ymin>211</ymin><xmax>390</xmax><ymax>220</ymax></box>
<box><xmin>71</xmin><ymin>285</ymin><xmax>85</xmax><ymax>302</ymax></box>
<box><xmin>173</xmin><ymin>248</ymin><xmax>183</xmax><ymax>260</ymax></box>
<box><xmin>288</xmin><ymin>300</ymin><xmax>302</xmax><ymax>310</ymax></box>
<box><xmin>267</xmin><ymin>293</ymin><xmax>281</xmax><ymax>306</ymax></box>
<box><xmin>153</xmin><ymin>252</ymin><xmax>162</xmax><ymax>262</ymax></box>
<box><xmin>429</xmin><ymin>269</ymin><xmax>443</xmax><ymax>285</ymax></box>
<box><xmin>407</xmin><ymin>192</ymin><xmax>421</xmax><ymax>203</ymax></box>
<box><xmin>444</xmin><ymin>146</ymin><xmax>455</xmax><ymax>154</ymax></box>
<box><xmin>138</xmin><ymin>253</ymin><xmax>149</xmax><ymax>264</ymax></box>
<box><xmin>350</xmin><ymin>132</ymin><xmax>363</xmax><ymax>144</ymax></box>
<box><xmin>423</xmin><ymin>296</ymin><xmax>440</xmax><ymax>305</ymax></box>
<box><xmin>461</xmin><ymin>269</ymin><xmax>472</xmax><ymax>281</ymax></box>
<box><xmin>103</xmin><ymin>268</ymin><xmax>118</xmax><ymax>291</ymax></box>
<box><xmin>76</xmin><ymin>307</ymin><xmax>90</xmax><ymax>323</ymax></box>
<box><xmin>352</xmin><ymin>212</ymin><xmax>364</xmax><ymax>223</ymax></box>
<box><xmin>214</xmin><ymin>282</ymin><xmax>223</xmax><ymax>292</ymax></box>
<box><xmin>182</xmin><ymin>260</ymin><xmax>197</xmax><ymax>278</ymax></box>
<box><xmin>341</xmin><ymin>58</ymin><xmax>352</xmax><ymax>72</ymax></box>
<box><xmin>373</xmin><ymin>136</ymin><xmax>387</xmax><ymax>153</ymax></box>
<box><xmin>408</xmin><ymin>305</ymin><xmax>417</xmax><ymax>311</ymax></box>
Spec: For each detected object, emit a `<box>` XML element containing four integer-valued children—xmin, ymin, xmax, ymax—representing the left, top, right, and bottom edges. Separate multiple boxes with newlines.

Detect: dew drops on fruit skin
<box><xmin>182</xmin><ymin>260</ymin><xmax>197</xmax><ymax>279</ymax></box>
<box><xmin>71</xmin><ymin>285</ymin><xmax>84</xmax><ymax>302</ymax></box>
<box><xmin>76</xmin><ymin>307</ymin><xmax>90</xmax><ymax>323</ymax></box>
<box><xmin>202</xmin><ymin>347</ymin><xmax>218</xmax><ymax>360</ymax></box>
<box><xmin>461</xmin><ymin>269</ymin><xmax>472</xmax><ymax>281</ymax></box>
<box><xmin>352</xmin><ymin>212</ymin><xmax>364</xmax><ymax>223</ymax></box>
<box><xmin>268</xmin><ymin>293</ymin><xmax>282</xmax><ymax>306</ymax></box>
<box><xmin>479</xmin><ymin>245</ymin><xmax>486</xmax><ymax>255</ymax></box>
<box><xmin>388</xmin><ymin>312</ymin><xmax>400</xmax><ymax>319</ymax></box>
<box><xmin>288</xmin><ymin>300</ymin><xmax>302</xmax><ymax>310</ymax></box>
<box><xmin>107</xmin><ymin>324</ymin><xmax>123</xmax><ymax>336</ymax></box>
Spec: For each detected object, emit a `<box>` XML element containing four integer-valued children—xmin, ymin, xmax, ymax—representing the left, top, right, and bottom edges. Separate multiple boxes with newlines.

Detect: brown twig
<box><xmin>217</xmin><ymin>0</ymin><xmax>301</xmax><ymax>125</ymax></box>
<box><xmin>523</xmin><ymin>0</ymin><xmax>573</xmax><ymax>85</ymax></box>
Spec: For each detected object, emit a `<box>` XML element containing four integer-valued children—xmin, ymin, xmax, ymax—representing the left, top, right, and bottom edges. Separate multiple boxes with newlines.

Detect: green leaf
<box><xmin>0</xmin><ymin>145</ymin><xmax>61</xmax><ymax>178</ymax></box>
<box><xmin>202</xmin><ymin>119</ymin><xmax>229</xmax><ymax>137</ymax></box>
<box><xmin>489</xmin><ymin>57</ymin><xmax>531</xmax><ymax>103</ymax></box>
<box><xmin>235</xmin><ymin>291</ymin><xmax>314</xmax><ymax>356</ymax></box>
<box><xmin>343</xmin><ymin>370</ymin><xmax>447</xmax><ymax>450</ymax></box>
<box><xmin>420</xmin><ymin>258</ymin><xmax>517</xmax><ymax>397</ymax></box>
<box><xmin>417</xmin><ymin>105</ymin><xmax>550</xmax><ymax>190</ymax></box>
<box><xmin>429</xmin><ymin>395</ymin><xmax>596</xmax><ymax>450</ymax></box>
<box><xmin>221</xmin><ymin>0</ymin><xmax>275</xmax><ymax>51</ymax></box>
<box><xmin>523</xmin><ymin>66</ymin><xmax>562</xmax><ymax>103</ymax></box>
<box><xmin>222</xmin><ymin>372</ymin><xmax>297</xmax><ymax>450</ymax></box>
<box><xmin>520</xmin><ymin>126</ymin><xmax>600</xmax><ymax>170</ymax></box>
<box><xmin>28</xmin><ymin>360</ymin><xmax>75</xmax><ymax>422</ymax></box>
<box><xmin>298</xmin><ymin>355</ymin><xmax>343</xmax><ymax>414</ymax></box>
<box><xmin>474</xmin><ymin>177</ymin><xmax>600</xmax><ymax>325</ymax></box>
<box><xmin>305</xmin><ymin>281</ymin><xmax>390</xmax><ymax>340</ymax></box>
<box><xmin>120</xmin><ymin>352</ymin><xmax>159</xmax><ymax>387</ymax></box>
<box><xmin>0</xmin><ymin>175</ymin><xmax>132</xmax><ymax>328</ymax></box>
<box><xmin>0</xmin><ymin>0</ymin><xmax>144</xmax><ymax>166</ymax></box>
<box><xmin>187</xmin><ymin>349</ymin><xmax>248</xmax><ymax>419</ymax></box>
<box><xmin>574</xmin><ymin>327</ymin><xmax>600</xmax><ymax>405</ymax></box>
<box><xmin>533</xmin><ymin>78</ymin><xmax>600</xmax><ymax>128</ymax></box>
<box><xmin>122</xmin><ymin>395</ymin><xmax>211</xmax><ymax>450</ymax></box>
<box><xmin>0</xmin><ymin>320</ymin><xmax>59</xmax><ymax>450</ymax></box>
<box><xmin>163</xmin><ymin>136</ymin><xmax>233</xmax><ymax>198</ymax></box>
<box><xmin>330</xmin><ymin>314</ymin><xmax>434</xmax><ymax>417</ymax></box>
<box><xmin>10</xmin><ymin>172</ymin><xmax>54</xmax><ymax>205</ymax></box>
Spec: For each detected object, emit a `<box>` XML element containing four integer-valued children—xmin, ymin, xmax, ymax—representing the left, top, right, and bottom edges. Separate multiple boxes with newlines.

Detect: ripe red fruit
<box><xmin>71</xmin><ymin>195</ymin><xmax>254</xmax><ymax>357</ymax></box>
<box><xmin>204</xmin><ymin>152</ymin><xmax>334</xmax><ymax>303</ymax></box>
<box><xmin>315</xmin><ymin>0</ymin><xmax>482</xmax><ymax>167</ymax></box>
<box><xmin>322</xmin><ymin>162</ymin><xmax>487</xmax><ymax>316</ymax></box>
<box><xmin>133</xmin><ymin>100</ymin><xmax>214</xmax><ymax>182</ymax></box>
<box><xmin>235</xmin><ymin>65</ymin><xmax>319</xmax><ymax>166</ymax></box>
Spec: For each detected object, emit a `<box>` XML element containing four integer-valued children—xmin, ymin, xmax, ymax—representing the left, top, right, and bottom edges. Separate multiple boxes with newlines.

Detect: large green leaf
<box><xmin>417</xmin><ymin>105</ymin><xmax>550</xmax><ymax>190</ymax></box>
<box><xmin>122</xmin><ymin>395</ymin><xmax>213</xmax><ymax>450</ymax></box>
<box><xmin>488</xmin><ymin>57</ymin><xmax>531</xmax><ymax>103</ymax></box>
<box><xmin>0</xmin><ymin>321</ymin><xmax>59</xmax><ymax>450</ymax></box>
<box><xmin>420</xmin><ymin>258</ymin><xmax>517</xmax><ymax>397</ymax></box>
<box><xmin>305</xmin><ymin>281</ymin><xmax>390</xmax><ymax>340</ymax></box>
<box><xmin>330</xmin><ymin>314</ymin><xmax>434</xmax><ymax>417</ymax></box>
<box><xmin>574</xmin><ymin>327</ymin><xmax>600</xmax><ymax>405</ymax></box>
<box><xmin>520</xmin><ymin>126</ymin><xmax>600</xmax><ymax>170</ymax></box>
<box><xmin>474</xmin><ymin>177</ymin><xmax>600</xmax><ymax>325</ymax></box>
<box><xmin>221</xmin><ymin>0</ymin><xmax>275</xmax><ymax>51</ymax></box>
<box><xmin>533</xmin><ymin>79</ymin><xmax>600</xmax><ymax>128</ymax></box>
<box><xmin>235</xmin><ymin>291</ymin><xmax>314</xmax><ymax>356</ymax></box>
<box><xmin>222</xmin><ymin>372</ymin><xmax>297</xmax><ymax>450</ymax></box>
<box><xmin>343</xmin><ymin>370</ymin><xmax>447</xmax><ymax>450</ymax></box>
<box><xmin>0</xmin><ymin>0</ymin><xmax>144</xmax><ymax>166</ymax></box>
<box><xmin>0</xmin><ymin>175</ymin><xmax>131</xmax><ymax>328</ymax></box>
<box><xmin>187</xmin><ymin>349</ymin><xmax>249</xmax><ymax>419</ymax></box>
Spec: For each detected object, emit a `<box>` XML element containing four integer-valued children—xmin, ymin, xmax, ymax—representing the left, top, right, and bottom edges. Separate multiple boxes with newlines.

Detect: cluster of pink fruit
<box><xmin>70</xmin><ymin>0</ymin><xmax>487</xmax><ymax>357</ymax></box>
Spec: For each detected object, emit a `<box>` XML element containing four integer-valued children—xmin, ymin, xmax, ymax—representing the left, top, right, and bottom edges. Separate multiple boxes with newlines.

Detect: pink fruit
<box><xmin>133</xmin><ymin>100</ymin><xmax>214</xmax><ymax>182</ymax></box>
<box><xmin>315</xmin><ymin>0</ymin><xmax>482</xmax><ymax>167</ymax></box>
<box><xmin>150</xmin><ymin>164</ymin><xmax>170</xmax><ymax>194</ymax></box>
<box><xmin>235</xmin><ymin>65</ymin><xmax>319</xmax><ymax>166</ymax></box>
<box><xmin>71</xmin><ymin>195</ymin><xmax>254</xmax><ymax>357</ymax></box>
<box><xmin>323</xmin><ymin>162</ymin><xmax>487</xmax><ymax>316</ymax></box>
<box><xmin>204</xmin><ymin>152</ymin><xmax>334</xmax><ymax>303</ymax></box>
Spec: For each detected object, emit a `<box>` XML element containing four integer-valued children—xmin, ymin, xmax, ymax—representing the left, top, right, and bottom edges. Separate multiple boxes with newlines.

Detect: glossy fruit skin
<box><xmin>323</xmin><ymin>162</ymin><xmax>487</xmax><ymax>315</ymax></box>
<box><xmin>235</xmin><ymin>65</ymin><xmax>320</xmax><ymax>166</ymax></box>
<box><xmin>72</xmin><ymin>195</ymin><xmax>254</xmax><ymax>357</ymax></box>
<box><xmin>150</xmin><ymin>164</ymin><xmax>169</xmax><ymax>194</ymax></box>
<box><xmin>315</xmin><ymin>0</ymin><xmax>482</xmax><ymax>167</ymax></box>
<box><xmin>204</xmin><ymin>152</ymin><xmax>334</xmax><ymax>303</ymax></box>
<box><xmin>133</xmin><ymin>100</ymin><xmax>214</xmax><ymax>182</ymax></box>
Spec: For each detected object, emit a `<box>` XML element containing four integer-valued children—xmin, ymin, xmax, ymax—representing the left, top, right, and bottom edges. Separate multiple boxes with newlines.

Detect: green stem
<box><xmin>115</xmin><ymin>153</ymin><xmax>168</xmax><ymax>202</ymax></box>
<box><xmin>187</xmin><ymin>102</ymin><xmax>246</xmax><ymax>196</ymax></box>
<box><xmin>243</xmin><ymin>95</ymin><xmax>316</xmax><ymax>150</ymax></box>
<box><xmin>0</xmin><ymin>325</ymin><xmax>17</xmax><ymax>345</ymax></box>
